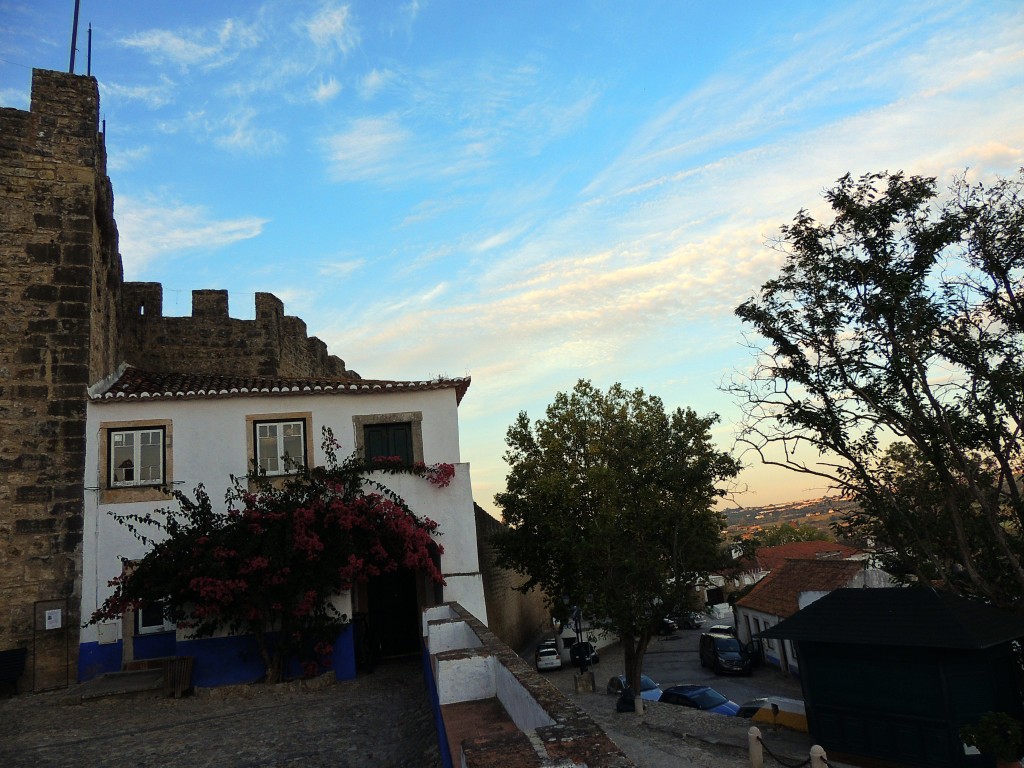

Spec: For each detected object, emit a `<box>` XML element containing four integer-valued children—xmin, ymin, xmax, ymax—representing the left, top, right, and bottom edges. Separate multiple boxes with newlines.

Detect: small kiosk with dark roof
<box><xmin>761</xmin><ymin>587</ymin><xmax>1024</xmax><ymax>768</ymax></box>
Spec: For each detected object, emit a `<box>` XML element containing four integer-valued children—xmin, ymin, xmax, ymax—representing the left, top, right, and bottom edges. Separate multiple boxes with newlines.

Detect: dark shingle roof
<box><xmin>736</xmin><ymin>558</ymin><xmax>866</xmax><ymax>618</ymax></box>
<box><xmin>89</xmin><ymin>365</ymin><xmax>471</xmax><ymax>405</ymax></box>
<box><xmin>761</xmin><ymin>587</ymin><xmax>1024</xmax><ymax>649</ymax></box>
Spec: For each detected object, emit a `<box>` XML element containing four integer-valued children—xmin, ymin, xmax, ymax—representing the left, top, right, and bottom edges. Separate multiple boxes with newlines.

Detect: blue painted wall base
<box><xmin>79</xmin><ymin>625</ymin><xmax>357</xmax><ymax>687</ymax></box>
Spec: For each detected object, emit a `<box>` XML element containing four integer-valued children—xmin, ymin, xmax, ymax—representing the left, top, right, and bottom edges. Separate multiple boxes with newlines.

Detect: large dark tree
<box><xmin>728</xmin><ymin>170</ymin><xmax>1024</xmax><ymax>611</ymax></box>
<box><xmin>493</xmin><ymin>380</ymin><xmax>739</xmax><ymax>711</ymax></box>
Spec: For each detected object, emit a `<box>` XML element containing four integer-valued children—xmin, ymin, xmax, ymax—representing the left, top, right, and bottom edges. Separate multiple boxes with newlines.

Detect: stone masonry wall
<box><xmin>118</xmin><ymin>284</ymin><xmax>352</xmax><ymax>378</ymax></box>
<box><xmin>0</xmin><ymin>70</ymin><xmax>121</xmax><ymax>692</ymax></box>
<box><xmin>474</xmin><ymin>505</ymin><xmax>550</xmax><ymax>653</ymax></box>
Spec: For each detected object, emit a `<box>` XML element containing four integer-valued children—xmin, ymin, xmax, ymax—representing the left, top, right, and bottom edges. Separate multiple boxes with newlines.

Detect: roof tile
<box><xmin>736</xmin><ymin>558</ymin><xmax>866</xmax><ymax>618</ymax></box>
<box><xmin>89</xmin><ymin>365</ymin><xmax>471</xmax><ymax>404</ymax></box>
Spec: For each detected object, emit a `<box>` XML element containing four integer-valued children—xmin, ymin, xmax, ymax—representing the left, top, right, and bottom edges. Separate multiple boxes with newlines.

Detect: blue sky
<box><xmin>3</xmin><ymin>1</ymin><xmax>1023</xmax><ymax>516</ymax></box>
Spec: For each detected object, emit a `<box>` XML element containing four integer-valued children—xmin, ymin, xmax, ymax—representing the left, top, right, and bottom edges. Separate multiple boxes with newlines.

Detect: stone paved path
<box><xmin>0</xmin><ymin>657</ymin><xmax>439</xmax><ymax>768</ymax></box>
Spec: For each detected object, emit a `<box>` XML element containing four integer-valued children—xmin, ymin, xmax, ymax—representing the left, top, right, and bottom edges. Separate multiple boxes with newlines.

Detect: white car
<box><xmin>535</xmin><ymin>646</ymin><xmax>562</xmax><ymax>671</ymax></box>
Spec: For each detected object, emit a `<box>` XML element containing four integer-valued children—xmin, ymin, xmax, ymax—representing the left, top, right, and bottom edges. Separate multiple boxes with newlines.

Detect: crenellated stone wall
<box><xmin>118</xmin><ymin>285</ymin><xmax>354</xmax><ymax>378</ymax></box>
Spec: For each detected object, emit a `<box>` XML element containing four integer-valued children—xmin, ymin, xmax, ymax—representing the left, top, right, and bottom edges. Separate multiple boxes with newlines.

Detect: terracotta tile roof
<box><xmin>735</xmin><ymin>558</ymin><xmax>866</xmax><ymax>619</ymax></box>
<box><xmin>754</xmin><ymin>541</ymin><xmax>861</xmax><ymax>573</ymax></box>
<box><xmin>88</xmin><ymin>365</ymin><xmax>471</xmax><ymax>405</ymax></box>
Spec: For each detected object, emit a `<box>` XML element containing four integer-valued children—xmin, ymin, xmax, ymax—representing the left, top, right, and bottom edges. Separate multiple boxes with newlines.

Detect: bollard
<box><xmin>748</xmin><ymin>726</ymin><xmax>763</xmax><ymax>768</ymax></box>
<box><xmin>810</xmin><ymin>744</ymin><xmax>828</xmax><ymax>768</ymax></box>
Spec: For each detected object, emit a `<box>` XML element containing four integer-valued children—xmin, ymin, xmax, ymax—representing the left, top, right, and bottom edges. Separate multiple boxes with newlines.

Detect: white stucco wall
<box><xmin>81</xmin><ymin>386</ymin><xmax>485</xmax><ymax>644</ymax></box>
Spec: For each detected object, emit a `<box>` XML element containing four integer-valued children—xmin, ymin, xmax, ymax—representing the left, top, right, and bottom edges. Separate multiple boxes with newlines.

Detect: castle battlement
<box><xmin>118</xmin><ymin>283</ymin><xmax>353</xmax><ymax>379</ymax></box>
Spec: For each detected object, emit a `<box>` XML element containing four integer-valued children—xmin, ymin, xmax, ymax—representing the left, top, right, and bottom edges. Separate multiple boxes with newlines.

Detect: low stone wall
<box><xmin>423</xmin><ymin>603</ymin><xmax>634</xmax><ymax>768</ymax></box>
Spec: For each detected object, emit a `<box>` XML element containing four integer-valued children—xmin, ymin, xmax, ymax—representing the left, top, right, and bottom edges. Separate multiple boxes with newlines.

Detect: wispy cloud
<box><xmin>318</xmin><ymin>258</ymin><xmax>366</xmax><ymax>278</ymax></box>
<box><xmin>101</xmin><ymin>77</ymin><xmax>177</xmax><ymax>109</ymax></box>
<box><xmin>107</xmin><ymin>145</ymin><xmax>152</xmax><ymax>172</ymax></box>
<box><xmin>359</xmin><ymin>68</ymin><xmax>394</xmax><ymax>99</ymax></box>
<box><xmin>0</xmin><ymin>87</ymin><xmax>29</xmax><ymax>109</ymax></box>
<box><xmin>312</xmin><ymin>76</ymin><xmax>342</xmax><ymax>103</ymax></box>
<box><xmin>116</xmin><ymin>196</ymin><xmax>269</xmax><ymax>278</ymax></box>
<box><xmin>118</xmin><ymin>18</ymin><xmax>262</xmax><ymax>72</ymax></box>
<box><xmin>302</xmin><ymin>3</ymin><xmax>359</xmax><ymax>55</ymax></box>
<box><xmin>213</xmin><ymin>108</ymin><xmax>287</xmax><ymax>153</ymax></box>
<box><xmin>322</xmin><ymin>115</ymin><xmax>411</xmax><ymax>182</ymax></box>
<box><xmin>154</xmin><ymin>107</ymin><xmax>286</xmax><ymax>154</ymax></box>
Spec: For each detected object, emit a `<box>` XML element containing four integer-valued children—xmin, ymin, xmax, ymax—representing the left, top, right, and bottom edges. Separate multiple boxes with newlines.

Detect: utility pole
<box><xmin>69</xmin><ymin>0</ymin><xmax>81</xmax><ymax>74</ymax></box>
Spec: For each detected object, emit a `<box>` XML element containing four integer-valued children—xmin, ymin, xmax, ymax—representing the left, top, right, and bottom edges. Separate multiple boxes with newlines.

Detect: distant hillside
<box><xmin>721</xmin><ymin>496</ymin><xmax>860</xmax><ymax>540</ymax></box>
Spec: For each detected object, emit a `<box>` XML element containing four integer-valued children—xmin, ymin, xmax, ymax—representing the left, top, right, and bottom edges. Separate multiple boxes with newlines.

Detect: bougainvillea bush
<box><xmin>91</xmin><ymin>429</ymin><xmax>450</xmax><ymax>682</ymax></box>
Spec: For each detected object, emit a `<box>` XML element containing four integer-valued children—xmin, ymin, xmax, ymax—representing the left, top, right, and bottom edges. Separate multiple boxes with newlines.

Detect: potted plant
<box><xmin>961</xmin><ymin>712</ymin><xmax>1024</xmax><ymax>768</ymax></box>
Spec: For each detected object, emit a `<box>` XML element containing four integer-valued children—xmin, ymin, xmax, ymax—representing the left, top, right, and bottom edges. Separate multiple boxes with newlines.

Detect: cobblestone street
<box><xmin>0</xmin><ymin>658</ymin><xmax>439</xmax><ymax>768</ymax></box>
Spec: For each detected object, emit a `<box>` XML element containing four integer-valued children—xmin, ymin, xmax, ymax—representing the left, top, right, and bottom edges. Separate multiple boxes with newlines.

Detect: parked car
<box><xmin>737</xmin><ymin>696</ymin><xmax>808</xmax><ymax>732</ymax></box>
<box><xmin>660</xmin><ymin>685</ymin><xmax>739</xmax><ymax>716</ymax></box>
<box><xmin>657</xmin><ymin>617</ymin><xmax>678</xmax><ymax>635</ymax></box>
<box><xmin>606</xmin><ymin>674</ymin><xmax>662</xmax><ymax>701</ymax></box>
<box><xmin>676</xmin><ymin>612</ymin><xmax>705</xmax><ymax>629</ymax></box>
<box><xmin>699</xmin><ymin>631</ymin><xmax>753</xmax><ymax>675</ymax></box>
<box><xmin>570</xmin><ymin>641</ymin><xmax>599</xmax><ymax>667</ymax></box>
<box><xmin>708</xmin><ymin>623</ymin><xmax>735</xmax><ymax>636</ymax></box>
<box><xmin>535</xmin><ymin>645</ymin><xmax>562</xmax><ymax>671</ymax></box>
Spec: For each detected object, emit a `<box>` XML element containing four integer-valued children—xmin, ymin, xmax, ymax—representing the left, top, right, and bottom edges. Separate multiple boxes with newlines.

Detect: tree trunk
<box><xmin>621</xmin><ymin>631</ymin><xmax>652</xmax><ymax>715</ymax></box>
<box><xmin>252</xmin><ymin>625</ymin><xmax>281</xmax><ymax>683</ymax></box>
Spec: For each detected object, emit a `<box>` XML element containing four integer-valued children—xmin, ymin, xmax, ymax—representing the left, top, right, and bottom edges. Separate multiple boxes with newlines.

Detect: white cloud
<box><xmin>322</xmin><ymin>116</ymin><xmax>411</xmax><ymax>182</ymax></box>
<box><xmin>0</xmin><ymin>87</ymin><xmax>29</xmax><ymax>109</ymax></box>
<box><xmin>359</xmin><ymin>69</ymin><xmax>394</xmax><ymax>100</ymax></box>
<box><xmin>304</xmin><ymin>3</ymin><xmax>359</xmax><ymax>55</ymax></box>
<box><xmin>107</xmin><ymin>145</ymin><xmax>152</xmax><ymax>172</ymax></box>
<box><xmin>318</xmin><ymin>258</ymin><xmax>366</xmax><ymax>278</ymax></box>
<box><xmin>470</xmin><ymin>225</ymin><xmax>528</xmax><ymax>254</ymax></box>
<box><xmin>154</xmin><ymin>107</ymin><xmax>285</xmax><ymax>154</ymax></box>
<box><xmin>101</xmin><ymin>77</ymin><xmax>176</xmax><ymax>109</ymax></box>
<box><xmin>119</xmin><ymin>29</ymin><xmax>221</xmax><ymax>71</ymax></box>
<box><xmin>312</xmin><ymin>76</ymin><xmax>342</xmax><ymax>103</ymax></box>
<box><xmin>115</xmin><ymin>196</ymin><xmax>269</xmax><ymax>278</ymax></box>
<box><xmin>214</xmin><ymin>108</ymin><xmax>286</xmax><ymax>154</ymax></box>
<box><xmin>118</xmin><ymin>17</ymin><xmax>262</xmax><ymax>72</ymax></box>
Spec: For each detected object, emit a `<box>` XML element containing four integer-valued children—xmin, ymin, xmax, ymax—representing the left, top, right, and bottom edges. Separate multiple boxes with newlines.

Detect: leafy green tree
<box><xmin>728</xmin><ymin>170</ymin><xmax>1024</xmax><ymax>611</ymax></box>
<box><xmin>91</xmin><ymin>430</ymin><xmax>451</xmax><ymax>682</ymax></box>
<box><xmin>493</xmin><ymin>380</ymin><xmax>739</xmax><ymax>710</ymax></box>
<box><xmin>748</xmin><ymin>523</ymin><xmax>832</xmax><ymax>550</ymax></box>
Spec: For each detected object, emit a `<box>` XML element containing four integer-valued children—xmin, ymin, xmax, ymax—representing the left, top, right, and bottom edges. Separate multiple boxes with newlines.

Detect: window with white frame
<box><xmin>254</xmin><ymin>419</ymin><xmax>306</xmax><ymax>475</ymax></box>
<box><xmin>108</xmin><ymin>427</ymin><xmax>165</xmax><ymax>487</ymax></box>
<box><xmin>135</xmin><ymin>600</ymin><xmax>173</xmax><ymax>635</ymax></box>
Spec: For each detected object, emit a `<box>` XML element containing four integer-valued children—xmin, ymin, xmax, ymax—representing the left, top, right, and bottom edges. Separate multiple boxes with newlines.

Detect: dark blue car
<box><xmin>658</xmin><ymin>685</ymin><xmax>739</xmax><ymax>715</ymax></box>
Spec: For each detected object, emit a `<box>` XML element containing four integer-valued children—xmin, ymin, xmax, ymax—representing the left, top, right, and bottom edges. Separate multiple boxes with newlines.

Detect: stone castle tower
<box><xmin>0</xmin><ymin>70</ymin><xmax>354</xmax><ymax>691</ymax></box>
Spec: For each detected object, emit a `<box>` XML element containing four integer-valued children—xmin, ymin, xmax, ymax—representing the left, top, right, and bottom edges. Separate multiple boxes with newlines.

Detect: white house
<box><xmin>79</xmin><ymin>365</ymin><xmax>487</xmax><ymax>686</ymax></box>
<box><xmin>733</xmin><ymin>557</ymin><xmax>890</xmax><ymax>677</ymax></box>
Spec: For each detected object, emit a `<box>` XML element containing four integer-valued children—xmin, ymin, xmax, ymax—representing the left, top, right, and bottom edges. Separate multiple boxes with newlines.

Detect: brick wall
<box><xmin>474</xmin><ymin>506</ymin><xmax>550</xmax><ymax>653</ymax></box>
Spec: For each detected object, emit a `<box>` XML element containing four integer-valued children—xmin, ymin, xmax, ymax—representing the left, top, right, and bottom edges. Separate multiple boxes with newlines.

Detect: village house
<box><xmin>80</xmin><ymin>362</ymin><xmax>487</xmax><ymax>686</ymax></box>
<box><xmin>733</xmin><ymin>557</ymin><xmax>891</xmax><ymax>676</ymax></box>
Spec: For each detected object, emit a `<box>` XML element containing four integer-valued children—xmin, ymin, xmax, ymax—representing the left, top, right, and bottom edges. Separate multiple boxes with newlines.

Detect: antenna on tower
<box><xmin>87</xmin><ymin>23</ymin><xmax>93</xmax><ymax>75</ymax></box>
<box><xmin>69</xmin><ymin>0</ymin><xmax>81</xmax><ymax>74</ymax></box>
